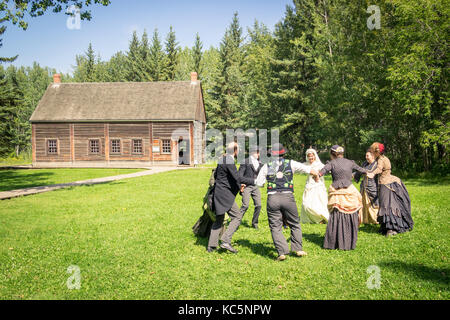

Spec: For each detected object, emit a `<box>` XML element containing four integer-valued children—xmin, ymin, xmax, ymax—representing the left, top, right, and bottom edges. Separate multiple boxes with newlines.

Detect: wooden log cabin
<box><xmin>29</xmin><ymin>72</ymin><xmax>206</xmax><ymax>168</ymax></box>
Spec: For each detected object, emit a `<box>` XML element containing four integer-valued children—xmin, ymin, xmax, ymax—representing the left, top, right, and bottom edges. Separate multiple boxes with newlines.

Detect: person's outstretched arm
<box><xmin>255</xmin><ymin>164</ymin><xmax>268</xmax><ymax>187</ymax></box>
<box><xmin>290</xmin><ymin>160</ymin><xmax>312</xmax><ymax>174</ymax></box>
<box><xmin>319</xmin><ymin>161</ymin><xmax>333</xmax><ymax>177</ymax></box>
<box><xmin>352</xmin><ymin>161</ymin><xmax>369</xmax><ymax>175</ymax></box>
<box><xmin>367</xmin><ymin>158</ymin><xmax>384</xmax><ymax>178</ymax></box>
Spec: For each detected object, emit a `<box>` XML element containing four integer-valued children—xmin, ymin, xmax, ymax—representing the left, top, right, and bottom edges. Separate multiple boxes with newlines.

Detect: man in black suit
<box><xmin>207</xmin><ymin>142</ymin><xmax>255</xmax><ymax>253</ymax></box>
<box><xmin>238</xmin><ymin>146</ymin><xmax>263</xmax><ymax>229</ymax></box>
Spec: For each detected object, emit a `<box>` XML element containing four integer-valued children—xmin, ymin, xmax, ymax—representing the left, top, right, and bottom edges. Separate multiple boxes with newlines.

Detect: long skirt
<box><xmin>361</xmin><ymin>189</ymin><xmax>379</xmax><ymax>224</ymax></box>
<box><xmin>323</xmin><ymin>208</ymin><xmax>359</xmax><ymax>250</ymax></box>
<box><xmin>300</xmin><ymin>184</ymin><xmax>329</xmax><ymax>224</ymax></box>
<box><xmin>377</xmin><ymin>181</ymin><xmax>413</xmax><ymax>235</ymax></box>
<box><xmin>323</xmin><ymin>184</ymin><xmax>362</xmax><ymax>250</ymax></box>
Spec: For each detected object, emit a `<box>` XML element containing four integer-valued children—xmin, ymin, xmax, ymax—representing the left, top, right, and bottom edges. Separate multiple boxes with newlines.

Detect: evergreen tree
<box><xmin>165</xmin><ymin>26</ymin><xmax>179</xmax><ymax>81</ymax></box>
<box><xmin>139</xmin><ymin>30</ymin><xmax>152</xmax><ymax>81</ymax></box>
<box><xmin>268</xmin><ymin>0</ymin><xmax>323</xmax><ymax>159</ymax></box>
<box><xmin>148</xmin><ymin>28</ymin><xmax>167</xmax><ymax>81</ymax></box>
<box><xmin>174</xmin><ymin>46</ymin><xmax>194</xmax><ymax>81</ymax></box>
<box><xmin>85</xmin><ymin>43</ymin><xmax>96</xmax><ymax>82</ymax></box>
<box><xmin>105</xmin><ymin>51</ymin><xmax>128</xmax><ymax>82</ymax></box>
<box><xmin>0</xmin><ymin>66</ymin><xmax>24</xmax><ymax>156</ymax></box>
<box><xmin>125</xmin><ymin>30</ymin><xmax>146</xmax><ymax>82</ymax></box>
<box><xmin>242</xmin><ymin>20</ymin><xmax>274</xmax><ymax>129</ymax></box>
<box><xmin>208</xmin><ymin>12</ymin><xmax>246</xmax><ymax>132</ymax></box>
<box><xmin>192</xmin><ymin>33</ymin><xmax>203</xmax><ymax>77</ymax></box>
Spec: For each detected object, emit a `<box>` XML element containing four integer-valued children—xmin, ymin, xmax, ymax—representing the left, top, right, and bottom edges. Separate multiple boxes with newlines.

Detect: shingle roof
<box><xmin>30</xmin><ymin>81</ymin><xmax>205</xmax><ymax>123</ymax></box>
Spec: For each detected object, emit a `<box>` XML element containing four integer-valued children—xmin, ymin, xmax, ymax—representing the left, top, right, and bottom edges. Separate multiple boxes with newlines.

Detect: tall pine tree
<box><xmin>148</xmin><ymin>28</ymin><xmax>167</xmax><ymax>81</ymax></box>
<box><xmin>208</xmin><ymin>12</ymin><xmax>246</xmax><ymax>132</ymax></box>
<box><xmin>165</xmin><ymin>26</ymin><xmax>179</xmax><ymax>81</ymax></box>
<box><xmin>192</xmin><ymin>33</ymin><xmax>203</xmax><ymax>78</ymax></box>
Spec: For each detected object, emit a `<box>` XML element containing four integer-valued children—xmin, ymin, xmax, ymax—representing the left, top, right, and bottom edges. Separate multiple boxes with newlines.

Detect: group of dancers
<box><xmin>207</xmin><ymin>141</ymin><xmax>414</xmax><ymax>261</ymax></box>
<box><xmin>297</xmin><ymin>142</ymin><xmax>414</xmax><ymax>253</ymax></box>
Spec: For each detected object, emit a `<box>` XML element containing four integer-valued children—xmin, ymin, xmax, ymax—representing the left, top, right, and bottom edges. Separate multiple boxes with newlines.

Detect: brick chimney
<box><xmin>53</xmin><ymin>73</ymin><xmax>61</xmax><ymax>84</ymax></box>
<box><xmin>190</xmin><ymin>72</ymin><xmax>198</xmax><ymax>84</ymax></box>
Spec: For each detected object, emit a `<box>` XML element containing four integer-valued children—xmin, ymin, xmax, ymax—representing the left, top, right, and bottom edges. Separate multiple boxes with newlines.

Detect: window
<box><xmin>47</xmin><ymin>139</ymin><xmax>58</xmax><ymax>154</ymax></box>
<box><xmin>89</xmin><ymin>139</ymin><xmax>100</xmax><ymax>154</ymax></box>
<box><xmin>111</xmin><ymin>139</ymin><xmax>121</xmax><ymax>154</ymax></box>
<box><xmin>132</xmin><ymin>139</ymin><xmax>143</xmax><ymax>154</ymax></box>
<box><xmin>162</xmin><ymin>139</ymin><xmax>171</xmax><ymax>154</ymax></box>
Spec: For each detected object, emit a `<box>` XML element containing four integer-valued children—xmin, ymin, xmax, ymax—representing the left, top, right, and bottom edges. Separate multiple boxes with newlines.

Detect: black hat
<box><xmin>270</xmin><ymin>143</ymin><xmax>287</xmax><ymax>156</ymax></box>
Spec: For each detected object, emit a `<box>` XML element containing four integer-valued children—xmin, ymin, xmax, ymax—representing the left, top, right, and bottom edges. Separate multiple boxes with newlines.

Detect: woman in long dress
<box><xmin>354</xmin><ymin>150</ymin><xmax>379</xmax><ymax>224</ymax></box>
<box><xmin>300</xmin><ymin>148</ymin><xmax>329</xmax><ymax>224</ymax></box>
<box><xmin>367</xmin><ymin>142</ymin><xmax>413</xmax><ymax>236</ymax></box>
<box><xmin>318</xmin><ymin>145</ymin><xmax>369</xmax><ymax>250</ymax></box>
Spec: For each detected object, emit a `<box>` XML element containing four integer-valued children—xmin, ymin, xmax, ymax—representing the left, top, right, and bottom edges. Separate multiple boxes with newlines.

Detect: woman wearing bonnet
<box><xmin>300</xmin><ymin>148</ymin><xmax>329</xmax><ymax>224</ymax></box>
<box><xmin>318</xmin><ymin>145</ymin><xmax>368</xmax><ymax>250</ymax></box>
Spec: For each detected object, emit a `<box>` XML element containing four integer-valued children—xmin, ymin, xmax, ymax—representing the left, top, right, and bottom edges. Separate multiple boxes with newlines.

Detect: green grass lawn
<box><xmin>0</xmin><ymin>168</ymin><xmax>448</xmax><ymax>299</ymax></box>
<box><xmin>0</xmin><ymin>168</ymin><xmax>144</xmax><ymax>192</ymax></box>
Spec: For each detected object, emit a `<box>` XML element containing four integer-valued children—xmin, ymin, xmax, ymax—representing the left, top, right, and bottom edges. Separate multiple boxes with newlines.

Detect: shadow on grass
<box><xmin>302</xmin><ymin>233</ymin><xmax>324</xmax><ymax>247</ymax></box>
<box><xmin>0</xmin><ymin>170</ymin><xmax>55</xmax><ymax>192</ymax></box>
<box><xmin>194</xmin><ymin>234</ymin><xmax>209</xmax><ymax>248</ymax></box>
<box><xmin>402</xmin><ymin>174</ymin><xmax>449</xmax><ymax>186</ymax></box>
<box><xmin>358</xmin><ymin>224</ymin><xmax>381</xmax><ymax>234</ymax></box>
<box><xmin>240</xmin><ymin>220</ymin><xmax>254</xmax><ymax>228</ymax></box>
<box><xmin>234</xmin><ymin>239</ymin><xmax>278</xmax><ymax>259</ymax></box>
<box><xmin>379</xmin><ymin>261</ymin><xmax>449</xmax><ymax>286</ymax></box>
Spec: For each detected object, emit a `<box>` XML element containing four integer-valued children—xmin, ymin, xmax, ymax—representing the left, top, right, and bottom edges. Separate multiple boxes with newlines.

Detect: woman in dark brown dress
<box><xmin>367</xmin><ymin>142</ymin><xmax>413</xmax><ymax>236</ymax></box>
<box><xmin>318</xmin><ymin>145</ymin><xmax>369</xmax><ymax>250</ymax></box>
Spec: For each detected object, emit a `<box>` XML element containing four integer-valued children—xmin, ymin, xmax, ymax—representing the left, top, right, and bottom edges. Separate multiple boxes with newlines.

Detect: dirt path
<box><xmin>0</xmin><ymin>167</ymin><xmax>178</xmax><ymax>200</ymax></box>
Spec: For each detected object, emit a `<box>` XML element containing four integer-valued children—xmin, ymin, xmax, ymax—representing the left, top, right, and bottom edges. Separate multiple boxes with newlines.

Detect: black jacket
<box><xmin>213</xmin><ymin>155</ymin><xmax>254</xmax><ymax>215</ymax></box>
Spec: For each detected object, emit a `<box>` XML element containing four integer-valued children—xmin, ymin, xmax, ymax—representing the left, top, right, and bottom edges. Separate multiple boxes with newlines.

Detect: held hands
<box><xmin>240</xmin><ymin>184</ymin><xmax>246</xmax><ymax>193</ymax></box>
<box><xmin>366</xmin><ymin>172</ymin><xmax>375</xmax><ymax>179</ymax></box>
<box><xmin>310</xmin><ymin>169</ymin><xmax>320</xmax><ymax>182</ymax></box>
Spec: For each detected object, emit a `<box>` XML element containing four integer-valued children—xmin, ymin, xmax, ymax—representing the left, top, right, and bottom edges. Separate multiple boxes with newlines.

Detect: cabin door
<box><xmin>178</xmin><ymin>138</ymin><xmax>190</xmax><ymax>165</ymax></box>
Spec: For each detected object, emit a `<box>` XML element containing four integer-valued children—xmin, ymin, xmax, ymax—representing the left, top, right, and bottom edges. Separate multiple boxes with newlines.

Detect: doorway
<box><xmin>178</xmin><ymin>138</ymin><xmax>190</xmax><ymax>165</ymax></box>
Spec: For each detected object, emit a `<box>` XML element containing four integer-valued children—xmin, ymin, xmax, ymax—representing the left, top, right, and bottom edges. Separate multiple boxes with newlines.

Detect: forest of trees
<box><xmin>0</xmin><ymin>0</ymin><xmax>448</xmax><ymax>173</ymax></box>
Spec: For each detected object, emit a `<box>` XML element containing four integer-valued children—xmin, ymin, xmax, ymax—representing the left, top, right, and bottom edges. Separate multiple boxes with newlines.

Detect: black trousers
<box><xmin>267</xmin><ymin>192</ymin><xmax>303</xmax><ymax>255</ymax></box>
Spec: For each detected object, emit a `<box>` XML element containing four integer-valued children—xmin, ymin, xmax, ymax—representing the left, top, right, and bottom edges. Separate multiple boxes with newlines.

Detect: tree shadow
<box><xmin>302</xmin><ymin>233</ymin><xmax>324</xmax><ymax>247</ymax></box>
<box><xmin>401</xmin><ymin>174</ymin><xmax>449</xmax><ymax>186</ymax></box>
<box><xmin>378</xmin><ymin>261</ymin><xmax>449</xmax><ymax>286</ymax></box>
<box><xmin>234</xmin><ymin>239</ymin><xmax>278</xmax><ymax>259</ymax></box>
<box><xmin>0</xmin><ymin>170</ymin><xmax>55</xmax><ymax>192</ymax></box>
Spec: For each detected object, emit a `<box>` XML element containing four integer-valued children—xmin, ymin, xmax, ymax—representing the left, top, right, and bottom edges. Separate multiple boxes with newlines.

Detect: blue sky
<box><xmin>2</xmin><ymin>0</ymin><xmax>293</xmax><ymax>74</ymax></box>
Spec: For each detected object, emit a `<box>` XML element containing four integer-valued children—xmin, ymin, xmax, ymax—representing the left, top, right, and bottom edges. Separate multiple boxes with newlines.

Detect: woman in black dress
<box><xmin>318</xmin><ymin>145</ymin><xmax>369</xmax><ymax>250</ymax></box>
<box><xmin>367</xmin><ymin>142</ymin><xmax>413</xmax><ymax>236</ymax></box>
<box><xmin>354</xmin><ymin>150</ymin><xmax>379</xmax><ymax>224</ymax></box>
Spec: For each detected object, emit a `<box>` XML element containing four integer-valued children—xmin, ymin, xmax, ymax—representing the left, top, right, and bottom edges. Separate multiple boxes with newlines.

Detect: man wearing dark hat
<box><xmin>255</xmin><ymin>143</ymin><xmax>319</xmax><ymax>261</ymax></box>
<box><xmin>238</xmin><ymin>146</ymin><xmax>264</xmax><ymax>229</ymax></box>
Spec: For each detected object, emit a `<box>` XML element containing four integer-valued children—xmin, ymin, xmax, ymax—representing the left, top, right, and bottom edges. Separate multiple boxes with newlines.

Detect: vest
<box><xmin>266</xmin><ymin>158</ymin><xmax>294</xmax><ymax>192</ymax></box>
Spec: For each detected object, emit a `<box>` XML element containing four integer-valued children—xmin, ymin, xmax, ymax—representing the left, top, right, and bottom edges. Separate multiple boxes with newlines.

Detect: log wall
<box><xmin>33</xmin><ymin>121</ymin><xmax>197</xmax><ymax>165</ymax></box>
